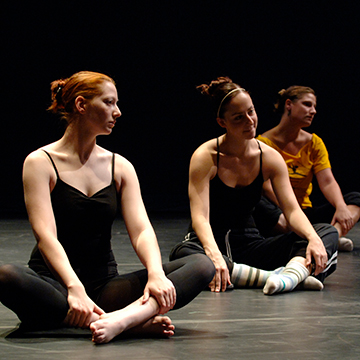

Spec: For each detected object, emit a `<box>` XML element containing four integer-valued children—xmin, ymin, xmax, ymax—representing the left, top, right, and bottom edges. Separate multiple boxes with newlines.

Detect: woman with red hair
<box><xmin>0</xmin><ymin>71</ymin><xmax>215</xmax><ymax>344</ymax></box>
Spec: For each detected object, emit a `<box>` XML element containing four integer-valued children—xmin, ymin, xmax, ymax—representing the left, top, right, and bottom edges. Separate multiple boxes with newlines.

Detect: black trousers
<box><xmin>170</xmin><ymin>223</ymin><xmax>338</xmax><ymax>283</ymax></box>
<box><xmin>0</xmin><ymin>254</ymin><xmax>215</xmax><ymax>329</ymax></box>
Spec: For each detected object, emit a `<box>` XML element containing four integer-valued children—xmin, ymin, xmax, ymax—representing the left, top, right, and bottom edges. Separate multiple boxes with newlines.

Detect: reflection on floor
<box><xmin>1</xmin><ymin>216</ymin><xmax>359</xmax><ymax>360</ymax></box>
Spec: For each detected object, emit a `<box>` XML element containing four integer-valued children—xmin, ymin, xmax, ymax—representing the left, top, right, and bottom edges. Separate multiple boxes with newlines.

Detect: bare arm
<box><xmin>262</xmin><ymin>146</ymin><xmax>328</xmax><ymax>274</ymax></box>
<box><xmin>23</xmin><ymin>151</ymin><xmax>103</xmax><ymax>328</ymax></box>
<box><xmin>117</xmin><ymin>155</ymin><xmax>175</xmax><ymax>313</ymax></box>
<box><xmin>188</xmin><ymin>144</ymin><xmax>230</xmax><ymax>292</ymax></box>
<box><xmin>316</xmin><ymin>168</ymin><xmax>354</xmax><ymax>234</ymax></box>
<box><xmin>262</xmin><ymin>179</ymin><xmax>280</xmax><ymax>206</ymax></box>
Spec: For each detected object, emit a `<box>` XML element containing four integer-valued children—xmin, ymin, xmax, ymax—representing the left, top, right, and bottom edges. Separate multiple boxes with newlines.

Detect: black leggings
<box><xmin>170</xmin><ymin>224</ymin><xmax>338</xmax><ymax>283</ymax></box>
<box><xmin>0</xmin><ymin>254</ymin><xmax>215</xmax><ymax>329</ymax></box>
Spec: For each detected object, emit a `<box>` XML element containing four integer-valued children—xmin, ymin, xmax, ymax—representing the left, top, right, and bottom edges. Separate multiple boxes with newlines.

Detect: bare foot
<box><xmin>90</xmin><ymin>312</ymin><xmax>126</xmax><ymax>344</ymax></box>
<box><xmin>128</xmin><ymin>315</ymin><xmax>175</xmax><ymax>338</ymax></box>
<box><xmin>90</xmin><ymin>313</ymin><xmax>174</xmax><ymax>344</ymax></box>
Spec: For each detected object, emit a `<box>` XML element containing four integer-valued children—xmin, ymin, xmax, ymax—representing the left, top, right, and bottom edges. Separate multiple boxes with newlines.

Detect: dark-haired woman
<box><xmin>170</xmin><ymin>77</ymin><xmax>338</xmax><ymax>295</ymax></box>
<box><xmin>256</xmin><ymin>86</ymin><xmax>360</xmax><ymax>252</ymax></box>
<box><xmin>0</xmin><ymin>71</ymin><xmax>215</xmax><ymax>344</ymax></box>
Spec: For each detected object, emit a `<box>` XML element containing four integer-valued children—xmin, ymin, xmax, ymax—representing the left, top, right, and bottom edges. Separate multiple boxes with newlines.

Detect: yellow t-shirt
<box><xmin>257</xmin><ymin>133</ymin><xmax>331</xmax><ymax>208</ymax></box>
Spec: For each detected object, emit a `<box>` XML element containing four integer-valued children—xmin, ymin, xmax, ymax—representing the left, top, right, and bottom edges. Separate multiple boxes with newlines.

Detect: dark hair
<box><xmin>196</xmin><ymin>76</ymin><xmax>246</xmax><ymax>118</ymax></box>
<box><xmin>274</xmin><ymin>85</ymin><xmax>315</xmax><ymax>114</ymax></box>
<box><xmin>47</xmin><ymin>71</ymin><xmax>115</xmax><ymax>124</ymax></box>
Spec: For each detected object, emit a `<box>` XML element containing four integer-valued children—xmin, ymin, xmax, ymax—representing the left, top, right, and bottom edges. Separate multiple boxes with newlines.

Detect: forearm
<box><xmin>132</xmin><ymin>228</ymin><xmax>165</xmax><ymax>276</ymax></box>
<box><xmin>192</xmin><ymin>217</ymin><xmax>222</xmax><ymax>259</ymax></box>
<box><xmin>35</xmin><ymin>230</ymin><xmax>83</xmax><ymax>289</ymax></box>
<box><xmin>192</xmin><ymin>215</ymin><xmax>230</xmax><ymax>292</ymax></box>
<box><xmin>285</xmin><ymin>208</ymin><xmax>320</xmax><ymax>242</ymax></box>
<box><xmin>320</xmin><ymin>181</ymin><xmax>347</xmax><ymax>210</ymax></box>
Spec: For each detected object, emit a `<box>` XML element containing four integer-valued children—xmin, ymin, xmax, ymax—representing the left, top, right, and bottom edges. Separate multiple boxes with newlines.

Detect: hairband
<box><xmin>216</xmin><ymin>88</ymin><xmax>245</xmax><ymax>118</ymax></box>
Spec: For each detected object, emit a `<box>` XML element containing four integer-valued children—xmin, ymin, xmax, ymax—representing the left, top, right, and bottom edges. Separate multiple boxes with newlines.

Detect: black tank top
<box><xmin>209</xmin><ymin>139</ymin><xmax>264</xmax><ymax>234</ymax></box>
<box><xmin>28</xmin><ymin>151</ymin><xmax>119</xmax><ymax>281</ymax></box>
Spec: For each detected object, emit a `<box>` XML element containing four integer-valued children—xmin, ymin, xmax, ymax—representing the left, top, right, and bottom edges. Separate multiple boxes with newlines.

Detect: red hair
<box><xmin>48</xmin><ymin>71</ymin><xmax>115</xmax><ymax>123</ymax></box>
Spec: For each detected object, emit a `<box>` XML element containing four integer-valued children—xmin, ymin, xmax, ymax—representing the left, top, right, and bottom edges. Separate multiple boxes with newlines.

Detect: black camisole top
<box><xmin>209</xmin><ymin>139</ymin><xmax>264</xmax><ymax>235</ymax></box>
<box><xmin>28</xmin><ymin>151</ymin><xmax>119</xmax><ymax>281</ymax></box>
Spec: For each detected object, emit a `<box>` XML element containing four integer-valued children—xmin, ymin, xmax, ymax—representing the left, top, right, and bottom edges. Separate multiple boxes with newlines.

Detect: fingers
<box><xmin>64</xmin><ymin>308</ymin><xmax>88</xmax><ymax>328</ymax></box>
<box><xmin>208</xmin><ymin>278</ymin><xmax>216</xmax><ymax>292</ymax></box>
<box><xmin>344</xmin><ymin>218</ymin><xmax>354</xmax><ymax>232</ymax></box>
<box><xmin>214</xmin><ymin>269</ymin><xmax>222</xmax><ymax>292</ymax></box>
<box><xmin>312</xmin><ymin>253</ymin><xmax>328</xmax><ymax>276</ymax></box>
<box><xmin>209</xmin><ymin>267</ymin><xmax>229</xmax><ymax>292</ymax></box>
<box><xmin>142</xmin><ymin>289</ymin><xmax>150</xmax><ymax>304</ymax></box>
<box><xmin>221</xmin><ymin>269</ymin><xmax>228</xmax><ymax>292</ymax></box>
<box><xmin>93</xmin><ymin>304</ymin><xmax>105</xmax><ymax>316</ymax></box>
<box><xmin>154</xmin><ymin>283</ymin><xmax>176</xmax><ymax>314</ymax></box>
<box><xmin>158</xmin><ymin>296</ymin><xmax>170</xmax><ymax>314</ymax></box>
<box><xmin>65</xmin><ymin>303</ymin><xmax>104</xmax><ymax>328</ymax></box>
<box><xmin>305</xmin><ymin>250</ymin><xmax>312</xmax><ymax>268</ymax></box>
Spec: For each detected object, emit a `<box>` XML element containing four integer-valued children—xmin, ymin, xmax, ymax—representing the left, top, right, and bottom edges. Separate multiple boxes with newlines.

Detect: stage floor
<box><xmin>1</xmin><ymin>216</ymin><xmax>359</xmax><ymax>360</ymax></box>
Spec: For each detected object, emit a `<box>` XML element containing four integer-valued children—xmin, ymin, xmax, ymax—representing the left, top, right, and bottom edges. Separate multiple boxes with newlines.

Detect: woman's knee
<box><xmin>0</xmin><ymin>264</ymin><xmax>25</xmax><ymax>286</ymax></box>
<box><xmin>343</xmin><ymin>192</ymin><xmax>360</xmax><ymax>208</ymax></box>
<box><xmin>169</xmin><ymin>241</ymin><xmax>205</xmax><ymax>261</ymax></box>
<box><xmin>313</xmin><ymin>223</ymin><xmax>339</xmax><ymax>254</ymax></box>
<box><xmin>188</xmin><ymin>253</ymin><xmax>216</xmax><ymax>282</ymax></box>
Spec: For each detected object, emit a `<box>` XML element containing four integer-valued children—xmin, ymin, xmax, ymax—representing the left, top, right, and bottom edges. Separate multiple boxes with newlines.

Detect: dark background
<box><xmin>1</xmin><ymin>1</ymin><xmax>359</xmax><ymax>217</ymax></box>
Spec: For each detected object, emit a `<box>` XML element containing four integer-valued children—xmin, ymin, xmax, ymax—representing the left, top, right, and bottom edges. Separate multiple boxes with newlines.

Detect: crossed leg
<box><xmin>90</xmin><ymin>296</ymin><xmax>174</xmax><ymax>344</ymax></box>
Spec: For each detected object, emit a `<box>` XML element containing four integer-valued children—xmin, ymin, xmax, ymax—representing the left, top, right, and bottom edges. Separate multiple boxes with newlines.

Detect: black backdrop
<box><xmin>1</xmin><ymin>1</ymin><xmax>359</xmax><ymax>217</ymax></box>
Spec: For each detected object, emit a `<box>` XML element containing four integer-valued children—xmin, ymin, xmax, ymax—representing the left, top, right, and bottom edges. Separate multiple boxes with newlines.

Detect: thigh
<box><xmin>0</xmin><ymin>264</ymin><xmax>68</xmax><ymax>327</ymax></box>
<box><xmin>169</xmin><ymin>232</ymin><xmax>206</xmax><ymax>261</ymax></box>
<box><xmin>343</xmin><ymin>192</ymin><xmax>360</xmax><ymax>208</ymax></box>
<box><xmin>304</xmin><ymin>192</ymin><xmax>360</xmax><ymax>223</ymax></box>
<box><xmin>304</xmin><ymin>205</ymin><xmax>335</xmax><ymax>224</ymax></box>
<box><xmin>230</xmin><ymin>231</ymin><xmax>308</xmax><ymax>270</ymax></box>
<box><xmin>163</xmin><ymin>254</ymin><xmax>215</xmax><ymax>309</ymax></box>
<box><xmin>253</xmin><ymin>196</ymin><xmax>283</xmax><ymax>235</ymax></box>
<box><xmin>95</xmin><ymin>269</ymin><xmax>148</xmax><ymax>312</ymax></box>
<box><xmin>96</xmin><ymin>254</ymin><xmax>216</xmax><ymax>313</ymax></box>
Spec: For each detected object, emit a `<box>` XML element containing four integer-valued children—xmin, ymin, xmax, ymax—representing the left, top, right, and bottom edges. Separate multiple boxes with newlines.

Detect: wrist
<box><xmin>67</xmin><ymin>282</ymin><xmax>84</xmax><ymax>292</ymax></box>
<box><xmin>147</xmin><ymin>268</ymin><xmax>165</xmax><ymax>279</ymax></box>
<box><xmin>307</xmin><ymin>234</ymin><xmax>322</xmax><ymax>244</ymax></box>
<box><xmin>204</xmin><ymin>245</ymin><xmax>222</xmax><ymax>260</ymax></box>
<box><xmin>335</xmin><ymin>203</ymin><xmax>347</xmax><ymax>211</ymax></box>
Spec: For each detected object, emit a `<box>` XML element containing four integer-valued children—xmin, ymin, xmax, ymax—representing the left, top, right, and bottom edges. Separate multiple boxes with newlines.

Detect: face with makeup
<box><xmin>77</xmin><ymin>81</ymin><xmax>122</xmax><ymax>135</ymax></box>
<box><xmin>217</xmin><ymin>91</ymin><xmax>258</xmax><ymax>139</ymax></box>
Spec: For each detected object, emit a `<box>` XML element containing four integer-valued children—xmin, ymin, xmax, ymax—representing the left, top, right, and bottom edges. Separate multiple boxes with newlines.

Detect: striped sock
<box><xmin>297</xmin><ymin>276</ymin><xmax>324</xmax><ymax>291</ymax></box>
<box><xmin>263</xmin><ymin>261</ymin><xmax>309</xmax><ymax>295</ymax></box>
<box><xmin>231</xmin><ymin>263</ymin><xmax>284</xmax><ymax>288</ymax></box>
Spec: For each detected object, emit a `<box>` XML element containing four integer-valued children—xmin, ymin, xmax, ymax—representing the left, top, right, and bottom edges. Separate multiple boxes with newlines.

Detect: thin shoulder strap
<box><xmin>42</xmin><ymin>150</ymin><xmax>60</xmax><ymax>179</ymax></box>
<box><xmin>112</xmin><ymin>153</ymin><xmax>115</xmax><ymax>181</ymax></box>
<box><xmin>216</xmin><ymin>137</ymin><xmax>220</xmax><ymax>168</ymax></box>
<box><xmin>256</xmin><ymin>140</ymin><xmax>263</xmax><ymax>169</ymax></box>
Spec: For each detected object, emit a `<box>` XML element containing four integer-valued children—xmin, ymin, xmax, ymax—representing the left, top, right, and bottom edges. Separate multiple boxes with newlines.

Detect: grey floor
<box><xmin>0</xmin><ymin>216</ymin><xmax>359</xmax><ymax>360</ymax></box>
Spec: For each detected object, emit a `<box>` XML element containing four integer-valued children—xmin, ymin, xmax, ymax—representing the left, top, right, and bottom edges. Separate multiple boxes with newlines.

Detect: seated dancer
<box><xmin>0</xmin><ymin>71</ymin><xmax>215</xmax><ymax>344</ymax></box>
<box><xmin>255</xmin><ymin>85</ymin><xmax>360</xmax><ymax>251</ymax></box>
<box><xmin>169</xmin><ymin>77</ymin><xmax>338</xmax><ymax>295</ymax></box>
